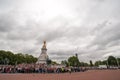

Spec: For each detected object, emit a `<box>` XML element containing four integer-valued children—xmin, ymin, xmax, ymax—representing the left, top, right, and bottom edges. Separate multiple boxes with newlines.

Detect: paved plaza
<box><xmin>0</xmin><ymin>70</ymin><xmax>120</xmax><ymax>80</ymax></box>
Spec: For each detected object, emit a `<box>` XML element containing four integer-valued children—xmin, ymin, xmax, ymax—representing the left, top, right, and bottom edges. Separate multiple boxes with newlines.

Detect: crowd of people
<box><xmin>0</xmin><ymin>63</ymin><xmax>87</xmax><ymax>73</ymax></box>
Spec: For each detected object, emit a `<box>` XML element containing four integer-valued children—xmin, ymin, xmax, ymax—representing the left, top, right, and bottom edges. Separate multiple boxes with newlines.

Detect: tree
<box><xmin>107</xmin><ymin>56</ymin><xmax>117</xmax><ymax>66</ymax></box>
<box><xmin>24</xmin><ymin>54</ymin><xmax>37</xmax><ymax>63</ymax></box>
<box><xmin>0</xmin><ymin>50</ymin><xmax>37</xmax><ymax>65</ymax></box>
<box><xmin>89</xmin><ymin>60</ymin><xmax>93</xmax><ymax>66</ymax></box>
<box><xmin>51</xmin><ymin>61</ymin><xmax>58</xmax><ymax>65</ymax></box>
<box><xmin>68</xmin><ymin>56</ymin><xmax>80</xmax><ymax>67</ymax></box>
<box><xmin>0</xmin><ymin>57</ymin><xmax>3</xmax><ymax>64</ymax></box>
<box><xmin>95</xmin><ymin>61</ymin><xmax>100</xmax><ymax>66</ymax></box>
<box><xmin>94</xmin><ymin>60</ymin><xmax>108</xmax><ymax>66</ymax></box>
<box><xmin>61</xmin><ymin>60</ymin><xmax>69</xmax><ymax>67</ymax></box>
<box><xmin>46</xmin><ymin>59</ymin><xmax>52</xmax><ymax>65</ymax></box>
<box><xmin>0</xmin><ymin>50</ymin><xmax>15</xmax><ymax>65</ymax></box>
<box><xmin>6</xmin><ymin>51</ymin><xmax>15</xmax><ymax>65</ymax></box>
<box><xmin>14</xmin><ymin>53</ymin><xmax>25</xmax><ymax>64</ymax></box>
<box><xmin>102</xmin><ymin>60</ymin><xmax>108</xmax><ymax>65</ymax></box>
<box><xmin>117</xmin><ymin>58</ymin><xmax>120</xmax><ymax>66</ymax></box>
<box><xmin>80</xmin><ymin>62</ymin><xmax>89</xmax><ymax>67</ymax></box>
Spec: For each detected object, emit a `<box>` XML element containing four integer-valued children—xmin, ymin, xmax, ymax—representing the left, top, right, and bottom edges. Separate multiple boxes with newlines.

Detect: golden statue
<box><xmin>42</xmin><ymin>41</ymin><xmax>46</xmax><ymax>49</ymax></box>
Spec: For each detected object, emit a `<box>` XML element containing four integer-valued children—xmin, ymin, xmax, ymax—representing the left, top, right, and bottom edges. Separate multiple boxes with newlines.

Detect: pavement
<box><xmin>0</xmin><ymin>70</ymin><xmax>120</xmax><ymax>80</ymax></box>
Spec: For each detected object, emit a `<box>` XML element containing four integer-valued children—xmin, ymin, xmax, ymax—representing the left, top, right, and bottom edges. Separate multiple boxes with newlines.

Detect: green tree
<box><xmin>68</xmin><ymin>56</ymin><xmax>80</xmax><ymax>67</ymax></box>
<box><xmin>80</xmin><ymin>62</ymin><xmax>89</xmax><ymax>67</ymax></box>
<box><xmin>117</xmin><ymin>58</ymin><xmax>120</xmax><ymax>66</ymax></box>
<box><xmin>102</xmin><ymin>60</ymin><xmax>107</xmax><ymax>65</ymax></box>
<box><xmin>108</xmin><ymin>56</ymin><xmax>117</xmax><ymax>66</ymax></box>
<box><xmin>46</xmin><ymin>59</ymin><xmax>52</xmax><ymax>65</ymax></box>
<box><xmin>95</xmin><ymin>61</ymin><xmax>100</xmax><ymax>66</ymax></box>
<box><xmin>0</xmin><ymin>50</ymin><xmax>37</xmax><ymax>65</ymax></box>
<box><xmin>24</xmin><ymin>54</ymin><xmax>37</xmax><ymax>63</ymax></box>
<box><xmin>61</xmin><ymin>60</ymin><xmax>69</xmax><ymax>67</ymax></box>
<box><xmin>14</xmin><ymin>53</ymin><xmax>25</xmax><ymax>64</ymax></box>
<box><xmin>94</xmin><ymin>60</ymin><xmax>108</xmax><ymax>66</ymax></box>
<box><xmin>51</xmin><ymin>61</ymin><xmax>58</xmax><ymax>65</ymax></box>
<box><xmin>89</xmin><ymin>60</ymin><xmax>93</xmax><ymax>66</ymax></box>
<box><xmin>0</xmin><ymin>50</ymin><xmax>15</xmax><ymax>65</ymax></box>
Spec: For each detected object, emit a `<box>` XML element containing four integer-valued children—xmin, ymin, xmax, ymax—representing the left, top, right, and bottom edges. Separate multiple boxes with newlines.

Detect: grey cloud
<box><xmin>92</xmin><ymin>21</ymin><xmax>108</xmax><ymax>32</ymax></box>
<box><xmin>92</xmin><ymin>22</ymin><xmax>120</xmax><ymax>47</ymax></box>
<box><xmin>36</xmin><ymin>20</ymin><xmax>120</xmax><ymax>62</ymax></box>
<box><xmin>0</xmin><ymin>13</ymin><xmax>14</xmax><ymax>32</ymax></box>
<box><xmin>0</xmin><ymin>0</ymin><xmax>120</xmax><ymax>63</ymax></box>
<box><xmin>50</xmin><ymin>56</ymin><xmax>68</xmax><ymax>60</ymax></box>
<box><xmin>49</xmin><ymin>50</ymin><xmax>74</xmax><ymax>56</ymax></box>
<box><xmin>36</xmin><ymin>21</ymin><xmax>90</xmax><ymax>45</ymax></box>
<box><xmin>107</xmin><ymin>40</ymin><xmax>120</xmax><ymax>47</ymax></box>
<box><xmin>36</xmin><ymin>16</ymin><xmax>69</xmax><ymax>43</ymax></box>
<box><xmin>85</xmin><ymin>21</ymin><xmax>120</xmax><ymax>61</ymax></box>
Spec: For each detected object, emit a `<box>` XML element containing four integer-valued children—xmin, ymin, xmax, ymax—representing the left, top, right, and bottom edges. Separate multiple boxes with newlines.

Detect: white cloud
<box><xmin>0</xmin><ymin>0</ymin><xmax>120</xmax><ymax>63</ymax></box>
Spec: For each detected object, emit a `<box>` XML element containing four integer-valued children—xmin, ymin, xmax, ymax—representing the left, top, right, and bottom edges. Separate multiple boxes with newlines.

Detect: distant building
<box><xmin>36</xmin><ymin>41</ymin><xmax>49</xmax><ymax>64</ymax></box>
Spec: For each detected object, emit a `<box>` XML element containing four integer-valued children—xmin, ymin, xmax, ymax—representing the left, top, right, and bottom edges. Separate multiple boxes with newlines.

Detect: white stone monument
<box><xmin>36</xmin><ymin>41</ymin><xmax>49</xmax><ymax>64</ymax></box>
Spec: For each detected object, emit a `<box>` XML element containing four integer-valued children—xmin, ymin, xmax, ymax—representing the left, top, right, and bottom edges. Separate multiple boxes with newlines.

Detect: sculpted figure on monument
<box><xmin>43</xmin><ymin>41</ymin><xmax>46</xmax><ymax>49</ymax></box>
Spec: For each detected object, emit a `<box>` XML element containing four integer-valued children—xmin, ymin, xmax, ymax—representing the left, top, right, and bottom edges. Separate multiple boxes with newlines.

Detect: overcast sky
<box><xmin>0</xmin><ymin>0</ymin><xmax>120</xmax><ymax>63</ymax></box>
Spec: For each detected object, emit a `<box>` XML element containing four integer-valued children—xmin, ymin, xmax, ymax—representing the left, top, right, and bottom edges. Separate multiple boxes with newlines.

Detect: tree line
<box><xmin>0</xmin><ymin>50</ymin><xmax>37</xmax><ymax>65</ymax></box>
<box><xmin>0</xmin><ymin>50</ymin><xmax>120</xmax><ymax>67</ymax></box>
<box><xmin>61</xmin><ymin>55</ymin><xmax>120</xmax><ymax>67</ymax></box>
<box><xmin>61</xmin><ymin>56</ymin><xmax>89</xmax><ymax>67</ymax></box>
<box><xmin>94</xmin><ymin>56</ymin><xmax>120</xmax><ymax>66</ymax></box>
